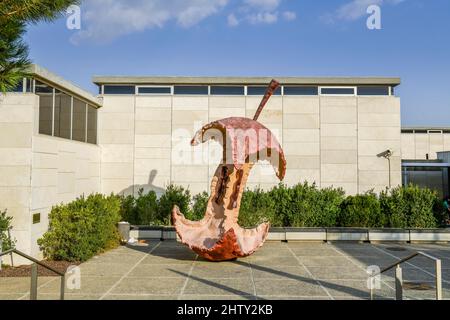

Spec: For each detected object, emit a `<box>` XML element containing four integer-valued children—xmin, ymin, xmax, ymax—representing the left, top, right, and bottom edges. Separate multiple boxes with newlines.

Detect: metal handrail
<box><xmin>0</xmin><ymin>249</ymin><xmax>65</xmax><ymax>300</ymax></box>
<box><xmin>369</xmin><ymin>251</ymin><xmax>442</xmax><ymax>300</ymax></box>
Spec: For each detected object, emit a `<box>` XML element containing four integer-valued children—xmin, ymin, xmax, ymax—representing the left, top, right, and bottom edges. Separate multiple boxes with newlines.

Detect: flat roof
<box><xmin>30</xmin><ymin>64</ymin><xmax>102</xmax><ymax>108</ymax></box>
<box><xmin>92</xmin><ymin>76</ymin><xmax>401</xmax><ymax>87</ymax></box>
<box><xmin>402</xmin><ymin>126</ymin><xmax>450</xmax><ymax>131</ymax></box>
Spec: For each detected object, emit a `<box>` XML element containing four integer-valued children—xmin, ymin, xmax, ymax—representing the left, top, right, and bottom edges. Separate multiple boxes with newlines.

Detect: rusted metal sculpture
<box><xmin>172</xmin><ymin>80</ymin><xmax>286</xmax><ymax>261</ymax></box>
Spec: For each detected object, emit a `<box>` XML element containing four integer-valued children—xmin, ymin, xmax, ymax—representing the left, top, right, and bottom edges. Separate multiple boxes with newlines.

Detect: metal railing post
<box><xmin>60</xmin><ymin>275</ymin><xmax>65</xmax><ymax>300</ymax></box>
<box><xmin>30</xmin><ymin>263</ymin><xmax>38</xmax><ymax>300</ymax></box>
<box><xmin>395</xmin><ymin>264</ymin><xmax>403</xmax><ymax>300</ymax></box>
<box><xmin>436</xmin><ymin>259</ymin><xmax>442</xmax><ymax>300</ymax></box>
<box><xmin>0</xmin><ymin>238</ymin><xmax>2</xmax><ymax>271</ymax></box>
<box><xmin>8</xmin><ymin>229</ymin><xmax>14</xmax><ymax>266</ymax></box>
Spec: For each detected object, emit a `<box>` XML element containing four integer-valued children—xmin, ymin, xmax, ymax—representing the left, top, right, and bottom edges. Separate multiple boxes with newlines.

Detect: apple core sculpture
<box><xmin>172</xmin><ymin>80</ymin><xmax>286</xmax><ymax>261</ymax></box>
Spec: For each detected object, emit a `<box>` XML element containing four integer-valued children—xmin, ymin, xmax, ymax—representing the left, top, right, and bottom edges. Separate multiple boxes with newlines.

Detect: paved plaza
<box><xmin>1</xmin><ymin>240</ymin><xmax>450</xmax><ymax>300</ymax></box>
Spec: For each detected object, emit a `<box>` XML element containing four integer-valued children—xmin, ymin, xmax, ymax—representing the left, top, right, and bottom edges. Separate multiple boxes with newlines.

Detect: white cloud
<box><xmin>282</xmin><ymin>11</ymin><xmax>296</xmax><ymax>21</ymax></box>
<box><xmin>227</xmin><ymin>13</ymin><xmax>239</xmax><ymax>27</ymax></box>
<box><xmin>71</xmin><ymin>0</ymin><xmax>228</xmax><ymax>44</ymax></box>
<box><xmin>71</xmin><ymin>0</ymin><xmax>297</xmax><ymax>43</ymax></box>
<box><xmin>247</xmin><ymin>12</ymin><xmax>278</xmax><ymax>24</ymax></box>
<box><xmin>324</xmin><ymin>0</ymin><xmax>406</xmax><ymax>23</ymax></box>
<box><xmin>243</xmin><ymin>0</ymin><xmax>281</xmax><ymax>11</ymax></box>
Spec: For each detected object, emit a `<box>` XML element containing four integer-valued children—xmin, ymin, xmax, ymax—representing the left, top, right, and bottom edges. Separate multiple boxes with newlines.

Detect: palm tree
<box><xmin>0</xmin><ymin>0</ymin><xmax>80</xmax><ymax>92</ymax></box>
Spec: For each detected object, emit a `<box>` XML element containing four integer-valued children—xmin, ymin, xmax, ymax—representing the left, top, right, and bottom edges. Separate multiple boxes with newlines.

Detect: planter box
<box><xmin>267</xmin><ymin>227</ymin><xmax>286</xmax><ymax>241</ymax></box>
<box><xmin>129</xmin><ymin>226</ymin><xmax>162</xmax><ymax>239</ymax></box>
<box><xmin>409</xmin><ymin>229</ymin><xmax>450</xmax><ymax>242</ymax></box>
<box><xmin>326</xmin><ymin>228</ymin><xmax>369</xmax><ymax>241</ymax></box>
<box><xmin>368</xmin><ymin>229</ymin><xmax>410</xmax><ymax>242</ymax></box>
<box><xmin>162</xmin><ymin>226</ymin><xmax>178</xmax><ymax>240</ymax></box>
<box><xmin>284</xmin><ymin>228</ymin><xmax>326</xmax><ymax>241</ymax></box>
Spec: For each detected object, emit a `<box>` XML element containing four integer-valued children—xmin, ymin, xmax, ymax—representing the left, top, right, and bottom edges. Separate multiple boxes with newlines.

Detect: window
<box><xmin>283</xmin><ymin>86</ymin><xmax>318</xmax><ymax>96</ymax></box>
<box><xmin>210</xmin><ymin>86</ymin><xmax>244</xmax><ymax>95</ymax></box>
<box><xmin>72</xmin><ymin>98</ymin><xmax>87</xmax><ymax>142</ymax></box>
<box><xmin>401</xmin><ymin>129</ymin><xmax>414</xmax><ymax>134</ymax></box>
<box><xmin>174</xmin><ymin>86</ymin><xmax>208</xmax><ymax>95</ymax></box>
<box><xmin>25</xmin><ymin>78</ymin><xmax>33</xmax><ymax>92</ymax></box>
<box><xmin>36</xmin><ymin>81</ymin><xmax>54</xmax><ymax>136</ymax></box>
<box><xmin>357</xmin><ymin>86</ymin><xmax>390</xmax><ymax>96</ymax></box>
<box><xmin>103</xmin><ymin>85</ymin><xmax>135</xmax><ymax>95</ymax></box>
<box><xmin>87</xmin><ymin>106</ymin><xmax>97</xmax><ymax>144</ymax></box>
<box><xmin>54</xmin><ymin>89</ymin><xmax>72</xmax><ymax>139</ymax></box>
<box><xmin>138</xmin><ymin>86</ymin><xmax>172</xmax><ymax>95</ymax></box>
<box><xmin>320</xmin><ymin>87</ymin><xmax>355</xmax><ymax>95</ymax></box>
<box><xmin>247</xmin><ymin>86</ymin><xmax>281</xmax><ymax>96</ymax></box>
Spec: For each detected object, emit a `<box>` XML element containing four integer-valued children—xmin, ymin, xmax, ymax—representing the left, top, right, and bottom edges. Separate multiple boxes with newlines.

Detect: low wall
<box><xmin>129</xmin><ymin>226</ymin><xmax>450</xmax><ymax>243</ymax></box>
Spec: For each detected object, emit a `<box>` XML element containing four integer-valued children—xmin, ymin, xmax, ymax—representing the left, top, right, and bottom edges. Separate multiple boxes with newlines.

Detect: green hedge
<box><xmin>38</xmin><ymin>194</ymin><xmax>121</xmax><ymax>262</ymax></box>
<box><xmin>120</xmin><ymin>183</ymin><xmax>444</xmax><ymax>229</ymax></box>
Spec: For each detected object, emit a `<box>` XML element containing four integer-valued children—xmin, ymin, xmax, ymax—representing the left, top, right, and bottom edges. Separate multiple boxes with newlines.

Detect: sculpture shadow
<box><xmin>119</xmin><ymin>169</ymin><xmax>165</xmax><ymax>196</ymax></box>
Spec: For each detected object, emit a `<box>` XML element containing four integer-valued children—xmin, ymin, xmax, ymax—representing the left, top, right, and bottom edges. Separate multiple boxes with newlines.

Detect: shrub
<box><xmin>339</xmin><ymin>191</ymin><xmax>385</xmax><ymax>228</ymax></box>
<box><xmin>287</xmin><ymin>183</ymin><xmax>345</xmax><ymax>227</ymax></box>
<box><xmin>380</xmin><ymin>185</ymin><xmax>440</xmax><ymax>228</ymax></box>
<box><xmin>188</xmin><ymin>192</ymin><xmax>209</xmax><ymax>221</ymax></box>
<box><xmin>265</xmin><ymin>182</ymin><xmax>344</xmax><ymax>227</ymax></box>
<box><xmin>38</xmin><ymin>194</ymin><xmax>121</xmax><ymax>262</ymax></box>
<box><xmin>157</xmin><ymin>184</ymin><xmax>191</xmax><ymax>225</ymax></box>
<box><xmin>119</xmin><ymin>194</ymin><xmax>136</xmax><ymax>224</ymax></box>
<box><xmin>239</xmin><ymin>187</ymin><xmax>281</xmax><ymax>227</ymax></box>
<box><xmin>134</xmin><ymin>189</ymin><xmax>158</xmax><ymax>225</ymax></box>
<box><xmin>0</xmin><ymin>209</ymin><xmax>15</xmax><ymax>251</ymax></box>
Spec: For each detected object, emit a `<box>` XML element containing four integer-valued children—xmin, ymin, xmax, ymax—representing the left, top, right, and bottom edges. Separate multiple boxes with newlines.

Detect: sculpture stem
<box><xmin>253</xmin><ymin>79</ymin><xmax>280</xmax><ymax>121</ymax></box>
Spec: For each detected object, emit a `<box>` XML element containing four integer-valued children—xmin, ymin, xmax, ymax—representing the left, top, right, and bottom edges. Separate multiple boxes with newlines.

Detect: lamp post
<box><xmin>377</xmin><ymin>150</ymin><xmax>393</xmax><ymax>188</ymax></box>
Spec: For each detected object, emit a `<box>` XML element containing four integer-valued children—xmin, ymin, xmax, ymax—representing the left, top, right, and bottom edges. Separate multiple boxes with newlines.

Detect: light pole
<box><xmin>377</xmin><ymin>150</ymin><xmax>393</xmax><ymax>188</ymax></box>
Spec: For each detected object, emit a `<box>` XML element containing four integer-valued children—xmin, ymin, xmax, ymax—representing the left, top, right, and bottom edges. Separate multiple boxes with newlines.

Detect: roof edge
<box><xmin>92</xmin><ymin>76</ymin><xmax>401</xmax><ymax>87</ymax></box>
<box><xmin>29</xmin><ymin>64</ymin><xmax>102</xmax><ymax>108</ymax></box>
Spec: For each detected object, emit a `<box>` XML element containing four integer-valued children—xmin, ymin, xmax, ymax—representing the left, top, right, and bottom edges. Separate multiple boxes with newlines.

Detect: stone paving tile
<box><xmin>0</xmin><ymin>294</ymin><xmax>25</xmax><ymax>300</ymax></box>
<box><xmin>248</xmin><ymin>256</ymin><xmax>300</xmax><ymax>267</ymax></box>
<box><xmin>183</xmin><ymin>277</ymin><xmax>255</xmax><ymax>296</ymax></box>
<box><xmin>258</xmin><ymin>295</ymin><xmax>332</xmax><ymax>300</ymax></box>
<box><xmin>104</xmin><ymin>294</ymin><xmax>179</xmax><ymax>300</ymax></box>
<box><xmin>40</xmin><ymin>276</ymin><xmax>120</xmax><ymax>295</ymax></box>
<box><xmin>308</xmin><ymin>266</ymin><xmax>368</xmax><ymax>280</ymax></box>
<box><xmin>324</xmin><ymin>280</ymin><xmax>395</xmax><ymax>299</ymax></box>
<box><xmin>0</xmin><ymin>277</ymin><xmax>54</xmax><ymax>294</ymax></box>
<box><xmin>253</xmin><ymin>279</ymin><xmax>327</xmax><ymax>297</ymax></box>
<box><xmin>79</xmin><ymin>262</ymin><xmax>135</xmax><ymax>276</ymax></box>
<box><xmin>182</xmin><ymin>294</ymin><xmax>257</xmax><ymax>300</ymax></box>
<box><xmin>191</xmin><ymin>264</ymin><xmax>252</xmax><ymax>279</ymax></box>
<box><xmin>250</xmin><ymin>265</ymin><xmax>311</xmax><ymax>280</ymax></box>
<box><xmin>128</xmin><ymin>264</ymin><xmax>193</xmax><ymax>278</ymax></box>
<box><xmin>299</xmin><ymin>256</ymin><xmax>354</xmax><ymax>267</ymax></box>
<box><xmin>141</xmin><ymin>254</ymin><xmax>196</xmax><ymax>265</ymax></box>
<box><xmin>111</xmin><ymin>277</ymin><xmax>186</xmax><ymax>295</ymax></box>
<box><xmin>20</xmin><ymin>293</ymin><xmax>102</xmax><ymax>300</ymax></box>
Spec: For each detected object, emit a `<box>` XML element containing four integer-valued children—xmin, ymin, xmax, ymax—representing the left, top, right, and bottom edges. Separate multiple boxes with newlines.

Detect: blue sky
<box><xmin>24</xmin><ymin>0</ymin><xmax>450</xmax><ymax>126</ymax></box>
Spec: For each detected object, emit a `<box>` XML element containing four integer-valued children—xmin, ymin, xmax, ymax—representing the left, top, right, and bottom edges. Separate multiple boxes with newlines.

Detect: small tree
<box><xmin>0</xmin><ymin>0</ymin><xmax>80</xmax><ymax>92</ymax></box>
<box><xmin>0</xmin><ymin>209</ymin><xmax>15</xmax><ymax>251</ymax></box>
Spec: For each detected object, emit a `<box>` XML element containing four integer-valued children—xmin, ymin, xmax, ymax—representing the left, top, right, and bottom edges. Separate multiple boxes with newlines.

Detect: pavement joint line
<box><xmin>17</xmin><ymin>277</ymin><xmax>58</xmax><ymax>301</ymax></box>
<box><xmin>98</xmin><ymin>241</ymin><xmax>162</xmax><ymax>300</ymax></box>
<box><xmin>246</xmin><ymin>260</ymin><xmax>258</xmax><ymax>298</ymax></box>
<box><xmin>177</xmin><ymin>254</ymin><xmax>198</xmax><ymax>300</ymax></box>
<box><xmin>327</xmin><ymin>244</ymin><xmax>396</xmax><ymax>295</ymax></box>
<box><xmin>285</xmin><ymin>243</ymin><xmax>334</xmax><ymax>300</ymax></box>
<box><xmin>371</xmin><ymin>244</ymin><xmax>450</xmax><ymax>285</ymax></box>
